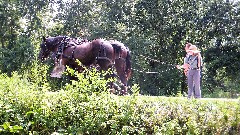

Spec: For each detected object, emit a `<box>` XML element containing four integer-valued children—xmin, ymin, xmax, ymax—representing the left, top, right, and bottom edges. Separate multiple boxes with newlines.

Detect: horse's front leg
<box><xmin>50</xmin><ymin>58</ymin><xmax>66</xmax><ymax>78</ymax></box>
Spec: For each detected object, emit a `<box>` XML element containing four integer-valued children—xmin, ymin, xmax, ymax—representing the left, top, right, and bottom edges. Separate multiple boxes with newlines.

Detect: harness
<box><xmin>96</xmin><ymin>41</ymin><xmax>126</xmax><ymax>65</ymax></box>
<box><xmin>56</xmin><ymin>38</ymin><xmax>114</xmax><ymax>65</ymax></box>
<box><xmin>56</xmin><ymin>37</ymin><xmax>67</xmax><ymax>59</ymax></box>
<box><xmin>96</xmin><ymin>42</ymin><xmax>114</xmax><ymax>65</ymax></box>
<box><xmin>55</xmin><ymin>37</ymin><xmax>76</xmax><ymax>64</ymax></box>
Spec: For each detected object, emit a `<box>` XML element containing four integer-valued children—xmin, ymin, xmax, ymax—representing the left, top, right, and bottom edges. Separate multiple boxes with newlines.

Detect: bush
<box><xmin>0</xmin><ymin>36</ymin><xmax>35</xmax><ymax>75</ymax></box>
<box><xmin>0</xmin><ymin>66</ymin><xmax>239</xmax><ymax>134</ymax></box>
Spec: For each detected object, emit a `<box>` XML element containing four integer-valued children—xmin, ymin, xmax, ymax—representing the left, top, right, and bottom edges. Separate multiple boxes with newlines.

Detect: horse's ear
<box><xmin>42</xmin><ymin>36</ymin><xmax>46</xmax><ymax>41</ymax></box>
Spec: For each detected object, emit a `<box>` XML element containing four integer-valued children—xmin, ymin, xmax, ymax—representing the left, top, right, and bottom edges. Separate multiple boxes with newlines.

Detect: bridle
<box><xmin>39</xmin><ymin>41</ymin><xmax>52</xmax><ymax>61</ymax></box>
<box><xmin>40</xmin><ymin>37</ymin><xmax>66</xmax><ymax>59</ymax></box>
<box><xmin>41</xmin><ymin>41</ymin><xmax>51</xmax><ymax>53</ymax></box>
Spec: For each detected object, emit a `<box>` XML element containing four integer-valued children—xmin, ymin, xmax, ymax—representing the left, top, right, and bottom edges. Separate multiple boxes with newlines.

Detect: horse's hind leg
<box><xmin>118</xmin><ymin>74</ymin><xmax>128</xmax><ymax>95</ymax></box>
<box><xmin>114</xmin><ymin>59</ymin><xmax>128</xmax><ymax>95</ymax></box>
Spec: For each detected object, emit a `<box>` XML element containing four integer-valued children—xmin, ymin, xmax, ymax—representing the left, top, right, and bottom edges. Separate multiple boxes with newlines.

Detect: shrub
<box><xmin>0</xmin><ymin>66</ymin><xmax>239</xmax><ymax>134</ymax></box>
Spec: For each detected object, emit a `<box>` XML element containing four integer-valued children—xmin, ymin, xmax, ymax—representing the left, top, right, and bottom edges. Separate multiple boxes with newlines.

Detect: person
<box><xmin>185</xmin><ymin>45</ymin><xmax>202</xmax><ymax>98</ymax></box>
<box><xmin>176</xmin><ymin>43</ymin><xmax>193</xmax><ymax>96</ymax></box>
<box><xmin>177</xmin><ymin>42</ymin><xmax>192</xmax><ymax>76</ymax></box>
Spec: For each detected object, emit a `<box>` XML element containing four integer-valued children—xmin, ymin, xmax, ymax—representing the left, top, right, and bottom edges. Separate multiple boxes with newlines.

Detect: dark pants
<box><xmin>187</xmin><ymin>69</ymin><xmax>201</xmax><ymax>98</ymax></box>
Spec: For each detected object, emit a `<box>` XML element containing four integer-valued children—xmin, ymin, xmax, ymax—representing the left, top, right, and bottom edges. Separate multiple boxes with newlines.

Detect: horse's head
<box><xmin>39</xmin><ymin>36</ymin><xmax>50</xmax><ymax>61</ymax></box>
<box><xmin>38</xmin><ymin>36</ymin><xmax>64</xmax><ymax>62</ymax></box>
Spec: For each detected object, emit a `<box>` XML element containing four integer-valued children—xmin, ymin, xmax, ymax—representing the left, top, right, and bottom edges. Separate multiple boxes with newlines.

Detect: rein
<box><xmin>132</xmin><ymin>54</ymin><xmax>178</xmax><ymax>74</ymax></box>
<box><xmin>139</xmin><ymin>54</ymin><xmax>177</xmax><ymax>67</ymax></box>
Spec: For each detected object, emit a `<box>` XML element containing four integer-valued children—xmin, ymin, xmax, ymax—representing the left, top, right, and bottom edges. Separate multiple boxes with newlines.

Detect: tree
<box><xmin>46</xmin><ymin>0</ymin><xmax>240</xmax><ymax>95</ymax></box>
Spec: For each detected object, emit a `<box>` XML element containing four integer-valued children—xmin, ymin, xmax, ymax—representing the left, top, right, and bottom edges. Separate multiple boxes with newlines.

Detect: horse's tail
<box><xmin>125</xmin><ymin>48</ymin><xmax>132</xmax><ymax>80</ymax></box>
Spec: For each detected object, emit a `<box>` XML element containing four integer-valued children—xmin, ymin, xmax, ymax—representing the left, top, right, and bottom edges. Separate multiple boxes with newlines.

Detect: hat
<box><xmin>185</xmin><ymin>43</ymin><xmax>192</xmax><ymax>53</ymax></box>
<box><xmin>189</xmin><ymin>45</ymin><xmax>201</xmax><ymax>53</ymax></box>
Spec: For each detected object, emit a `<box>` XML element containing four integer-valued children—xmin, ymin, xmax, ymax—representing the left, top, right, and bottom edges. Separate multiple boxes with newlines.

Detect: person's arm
<box><xmin>177</xmin><ymin>57</ymin><xmax>189</xmax><ymax>68</ymax></box>
<box><xmin>197</xmin><ymin>53</ymin><xmax>202</xmax><ymax>68</ymax></box>
<box><xmin>183</xmin><ymin>56</ymin><xmax>190</xmax><ymax>76</ymax></box>
<box><xmin>176</xmin><ymin>56</ymin><xmax>189</xmax><ymax>76</ymax></box>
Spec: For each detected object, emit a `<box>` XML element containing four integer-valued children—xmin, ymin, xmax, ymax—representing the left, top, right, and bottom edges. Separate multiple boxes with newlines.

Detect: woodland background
<box><xmin>0</xmin><ymin>0</ymin><xmax>239</xmax><ymax>97</ymax></box>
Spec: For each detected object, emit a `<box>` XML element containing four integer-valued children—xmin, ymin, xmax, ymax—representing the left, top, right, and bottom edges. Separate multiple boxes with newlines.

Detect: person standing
<box><xmin>177</xmin><ymin>43</ymin><xmax>193</xmax><ymax>95</ymax></box>
<box><xmin>177</xmin><ymin>42</ymin><xmax>192</xmax><ymax>76</ymax></box>
<box><xmin>185</xmin><ymin>45</ymin><xmax>202</xmax><ymax>98</ymax></box>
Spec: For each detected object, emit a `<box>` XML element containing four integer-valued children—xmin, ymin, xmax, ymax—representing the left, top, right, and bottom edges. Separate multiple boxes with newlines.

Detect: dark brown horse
<box><xmin>38</xmin><ymin>36</ymin><xmax>132</xmax><ymax>95</ymax></box>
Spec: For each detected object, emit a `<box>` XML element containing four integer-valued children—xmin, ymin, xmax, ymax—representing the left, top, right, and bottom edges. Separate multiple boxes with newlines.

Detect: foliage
<box><xmin>0</xmin><ymin>68</ymin><xmax>239</xmax><ymax>134</ymax></box>
<box><xmin>0</xmin><ymin>1</ymin><xmax>239</xmax><ymax>133</ymax></box>
<box><xmin>0</xmin><ymin>36</ymin><xmax>35</xmax><ymax>75</ymax></box>
<box><xmin>0</xmin><ymin>0</ymin><xmax>240</xmax><ymax>96</ymax></box>
<box><xmin>204</xmin><ymin>43</ymin><xmax>240</xmax><ymax>92</ymax></box>
<box><xmin>0</xmin><ymin>0</ymin><xmax>239</xmax><ymax>134</ymax></box>
<box><xmin>128</xmin><ymin>0</ymin><xmax>240</xmax><ymax>95</ymax></box>
<box><xmin>0</xmin><ymin>0</ymin><xmax>49</xmax><ymax>48</ymax></box>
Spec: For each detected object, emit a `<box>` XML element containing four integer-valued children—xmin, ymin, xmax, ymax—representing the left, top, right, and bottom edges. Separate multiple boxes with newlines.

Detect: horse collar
<box><xmin>57</xmin><ymin>37</ymin><xmax>70</xmax><ymax>54</ymax></box>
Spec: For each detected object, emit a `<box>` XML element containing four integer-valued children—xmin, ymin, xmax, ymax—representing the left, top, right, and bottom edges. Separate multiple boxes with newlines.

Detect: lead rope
<box><xmin>131</xmin><ymin>54</ymin><xmax>181</xmax><ymax>74</ymax></box>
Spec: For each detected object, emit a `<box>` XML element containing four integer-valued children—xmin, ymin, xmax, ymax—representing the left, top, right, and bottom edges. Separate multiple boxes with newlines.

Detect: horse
<box><xmin>38</xmin><ymin>36</ymin><xmax>132</xmax><ymax>95</ymax></box>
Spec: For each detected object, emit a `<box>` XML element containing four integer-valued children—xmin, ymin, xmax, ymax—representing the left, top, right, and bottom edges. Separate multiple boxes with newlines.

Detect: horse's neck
<box><xmin>48</xmin><ymin>37</ymin><xmax>64</xmax><ymax>51</ymax></box>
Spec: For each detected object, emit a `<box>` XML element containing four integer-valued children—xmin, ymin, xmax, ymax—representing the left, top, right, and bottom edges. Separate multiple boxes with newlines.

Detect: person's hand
<box><xmin>176</xmin><ymin>65</ymin><xmax>181</xmax><ymax>69</ymax></box>
<box><xmin>182</xmin><ymin>64</ymin><xmax>189</xmax><ymax>69</ymax></box>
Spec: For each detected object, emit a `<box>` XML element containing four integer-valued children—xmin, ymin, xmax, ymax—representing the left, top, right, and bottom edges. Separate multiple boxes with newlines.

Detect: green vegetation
<box><xmin>0</xmin><ymin>66</ymin><xmax>239</xmax><ymax>134</ymax></box>
<box><xmin>0</xmin><ymin>0</ymin><xmax>240</xmax><ymax>134</ymax></box>
<box><xmin>0</xmin><ymin>0</ymin><xmax>239</xmax><ymax>96</ymax></box>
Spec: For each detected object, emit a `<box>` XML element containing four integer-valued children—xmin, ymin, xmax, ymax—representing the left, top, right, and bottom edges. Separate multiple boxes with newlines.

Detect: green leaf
<box><xmin>2</xmin><ymin>122</ymin><xmax>11</xmax><ymax>130</ymax></box>
<box><xmin>13</xmin><ymin>125</ymin><xmax>23</xmax><ymax>131</ymax></box>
